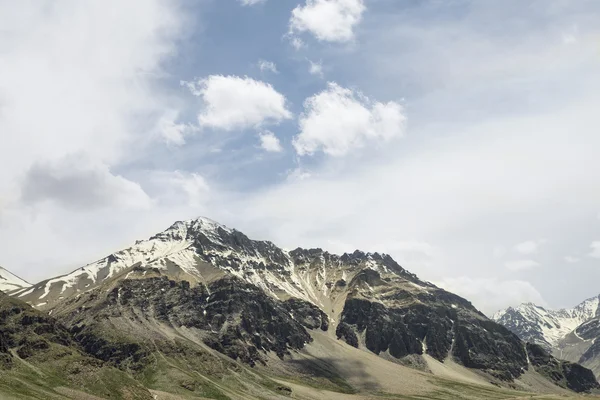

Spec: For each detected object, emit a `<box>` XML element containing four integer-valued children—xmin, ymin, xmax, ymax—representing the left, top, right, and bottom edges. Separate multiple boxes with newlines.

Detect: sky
<box><xmin>1</xmin><ymin>0</ymin><xmax>600</xmax><ymax>316</ymax></box>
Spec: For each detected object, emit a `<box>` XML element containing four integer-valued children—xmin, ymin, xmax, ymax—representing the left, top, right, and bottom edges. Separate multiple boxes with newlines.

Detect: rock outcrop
<box><xmin>527</xmin><ymin>343</ymin><xmax>600</xmax><ymax>392</ymax></box>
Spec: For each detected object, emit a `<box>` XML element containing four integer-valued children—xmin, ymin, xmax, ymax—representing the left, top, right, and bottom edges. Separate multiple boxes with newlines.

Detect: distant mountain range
<box><xmin>494</xmin><ymin>295</ymin><xmax>600</xmax><ymax>380</ymax></box>
<box><xmin>1</xmin><ymin>217</ymin><xmax>598</xmax><ymax>399</ymax></box>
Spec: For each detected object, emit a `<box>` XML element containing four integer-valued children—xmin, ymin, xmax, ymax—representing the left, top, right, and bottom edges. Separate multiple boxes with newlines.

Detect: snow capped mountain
<box><xmin>0</xmin><ymin>266</ymin><xmax>31</xmax><ymax>293</ymax></box>
<box><xmin>8</xmin><ymin>215</ymin><xmax>600</xmax><ymax>390</ymax></box>
<box><xmin>493</xmin><ymin>296</ymin><xmax>600</xmax><ymax>351</ymax></box>
<box><xmin>11</xmin><ymin>216</ymin><xmax>431</xmax><ymax>312</ymax></box>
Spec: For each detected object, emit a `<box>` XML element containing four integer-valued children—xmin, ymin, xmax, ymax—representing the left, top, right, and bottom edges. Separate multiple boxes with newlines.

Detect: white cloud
<box><xmin>183</xmin><ymin>75</ymin><xmax>293</xmax><ymax>131</ymax></box>
<box><xmin>308</xmin><ymin>59</ymin><xmax>324</xmax><ymax>77</ymax></box>
<box><xmin>514</xmin><ymin>240</ymin><xmax>544</xmax><ymax>255</ymax></box>
<box><xmin>565</xmin><ymin>256</ymin><xmax>580</xmax><ymax>264</ymax></box>
<box><xmin>258</xmin><ymin>131</ymin><xmax>283</xmax><ymax>152</ymax></box>
<box><xmin>590</xmin><ymin>242</ymin><xmax>600</xmax><ymax>259</ymax></box>
<box><xmin>0</xmin><ymin>1</ymin><xmax>183</xmax><ymax>183</ymax></box>
<box><xmin>374</xmin><ymin>240</ymin><xmax>437</xmax><ymax>271</ymax></box>
<box><xmin>436</xmin><ymin>277</ymin><xmax>546</xmax><ymax>316</ymax></box>
<box><xmin>239</xmin><ymin>0</ymin><xmax>267</xmax><ymax>5</ymax></box>
<box><xmin>157</xmin><ymin>110</ymin><xmax>197</xmax><ymax>146</ymax></box>
<box><xmin>167</xmin><ymin>171</ymin><xmax>210</xmax><ymax>208</ymax></box>
<box><xmin>258</xmin><ymin>59</ymin><xmax>278</xmax><ymax>73</ymax></box>
<box><xmin>289</xmin><ymin>0</ymin><xmax>366</xmax><ymax>43</ymax></box>
<box><xmin>505</xmin><ymin>259</ymin><xmax>540</xmax><ymax>271</ymax></box>
<box><xmin>0</xmin><ymin>0</ymin><xmax>185</xmax><ymax>281</ymax></box>
<box><xmin>286</xmin><ymin>167</ymin><xmax>312</xmax><ymax>182</ymax></box>
<box><xmin>293</xmin><ymin>82</ymin><xmax>405</xmax><ymax>156</ymax></box>
<box><xmin>371</xmin><ymin>241</ymin><xmax>435</xmax><ymax>257</ymax></box>
<box><xmin>290</xmin><ymin>37</ymin><xmax>307</xmax><ymax>50</ymax></box>
<box><xmin>20</xmin><ymin>157</ymin><xmax>152</xmax><ymax>210</ymax></box>
<box><xmin>3</xmin><ymin>0</ymin><xmax>600</xmax><ymax>313</ymax></box>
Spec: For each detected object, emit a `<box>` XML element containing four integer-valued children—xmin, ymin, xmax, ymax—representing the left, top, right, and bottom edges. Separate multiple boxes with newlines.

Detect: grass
<box><xmin>372</xmin><ymin>377</ymin><xmax>598</xmax><ymax>400</ymax></box>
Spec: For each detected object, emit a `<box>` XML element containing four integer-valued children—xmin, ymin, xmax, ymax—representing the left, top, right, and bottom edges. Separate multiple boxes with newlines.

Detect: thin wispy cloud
<box><xmin>258</xmin><ymin>59</ymin><xmax>278</xmax><ymax>73</ymax></box>
<box><xmin>590</xmin><ymin>242</ymin><xmax>600</xmax><ymax>259</ymax></box>
<box><xmin>308</xmin><ymin>59</ymin><xmax>324</xmax><ymax>77</ymax></box>
<box><xmin>505</xmin><ymin>260</ymin><xmax>541</xmax><ymax>272</ymax></box>
<box><xmin>239</xmin><ymin>0</ymin><xmax>267</xmax><ymax>6</ymax></box>
<box><xmin>514</xmin><ymin>240</ymin><xmax>545</xmax><ymax>255</ymax></box>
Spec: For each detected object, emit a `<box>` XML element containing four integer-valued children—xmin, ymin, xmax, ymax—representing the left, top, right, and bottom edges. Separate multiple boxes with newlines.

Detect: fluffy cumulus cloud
<box><xmin>436</xmin><ymin>277</ymin><xmax>547</xmax><ymax>316</ymax></box>
<box><xmin>3</xmin><ymin>0</ymin><xmax>600</xmax><ymax>313</ymax></box>
<box><xmin>565</xmin><ymin>256</ymin><xmax>580</xmax><ymax>264</ymax></box>
<box><xmin>590</xmin><ymin>242</ymin><xmax>600</xmax><ymax>258</ymax></box>
<box><xmin>258</xmin><ymin>131</ymin><xmax>284</xmax><ymax>152</ymax></box>
<box><xmin>289</xmin><ymin>0</ymin><xmax>366</xmax><ymax>43</ymax></box>
<box><xmin>0</xmin><ymin>0</ymin><xmax>183</xmax><ymax>201</ymax></box>
<box><xmin>505</xmin><ymin>259</ymin><xmax>541</xmax><ymax>271</ymax></box>
<box><xmin>293</xmin><ymin>82</ymin><xmax>405</xmax><ymax>156</ymax></box>
<box><xmin>183</xmin><ymin>75</ymin><xmax>293</xmax><ymax>131</ymax></box>
<box><xmin>0</xmin><ymin>0</ymin><xmax>186</xmax><ymax>280</ymax></box>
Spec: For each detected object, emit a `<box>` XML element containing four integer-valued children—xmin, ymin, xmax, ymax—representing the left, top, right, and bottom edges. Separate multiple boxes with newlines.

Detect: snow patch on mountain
<box><xmin>0</xmin><ymin>266</ymin><xmax>31</xmax><ymax>293</ymax></box>
<box><xmin>493</xmin><ymin>296</ymin><xmax>600</xmax><ymax>350</ymax></box>
<box><xmin>13</xmin><ymin>216</ymin><xmax>428</xmax><ymax>313</ymax></box>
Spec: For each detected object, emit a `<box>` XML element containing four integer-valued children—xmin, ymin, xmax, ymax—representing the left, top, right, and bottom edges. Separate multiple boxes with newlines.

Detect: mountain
<box><xmin>0</xmin><ymin>290</ymin><xmax>153</xmax><ymax>399</ymax></box>
<box><xmin>494</xmin><ymin>296</ymin><xmax>600</xmax><ymax>379</ymax></box>
<box><xmin>5</xmin><ymin>216</ymin><xmax>600</xmax><ymax>398</ymax></box>
<box><xmin>492</xmin><ymin>297</ymin><xmax>600</xmax><ymax>351</ymax></box>
<box><xmin>0</xmin><ymin>266</ymin><xmax>31</xmax><ymax>293</ymax></box>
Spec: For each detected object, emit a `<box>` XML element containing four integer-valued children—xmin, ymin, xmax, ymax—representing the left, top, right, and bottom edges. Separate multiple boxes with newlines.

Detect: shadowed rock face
<box><xmin>58</xmin><ymin>276</ymin><xmax>329</xmax><ymax>368</ymax></box>
<box><xmin>336</xmin><ymin>296</ymin><xmax>528</xmax><ymax>381</ymax></box>
<box><xmin>0</xmin><ymin>292</ymin><xmax>154</xmax><ymax>399</ymax></box>
<box><xmin>0</xmin><ymin>291</ymin><xmax>74</xmax><ymax>368</ymax></box>
<box><xmin>574</xmin><ymin>318</ymin><xmax>600</xmax><ymax>367</ymax></box>
<box><xmin>527</xmin><ymin>343</ymin><xmax>600</xmax><ymax>393</ymax></box>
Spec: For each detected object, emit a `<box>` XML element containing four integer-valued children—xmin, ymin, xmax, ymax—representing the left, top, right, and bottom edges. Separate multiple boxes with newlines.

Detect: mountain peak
<box><xmin>493</xmin><ymin>296</ymin><xmax>600</xmax><ymax>352</ymax></box>
<box><xmin>14</xmin><ymin>216</ymin><xmax>429</xmax><ymax>311</ymax></box>
<box><xmin>186</xmin><ymin>216</ymin><xmax>232</xmax><ymax>230</ymax></box>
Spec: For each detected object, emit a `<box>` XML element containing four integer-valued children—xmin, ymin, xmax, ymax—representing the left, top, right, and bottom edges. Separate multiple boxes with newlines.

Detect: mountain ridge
<box><xmin>0</xmin><ymin>266</ymin><xmax>31</xmax><ymax>293</ymax></box>
<box><xmin>493</xmin><ymin>296</ymin><xmax>600</xmax><ymax>350</ymax></box>
<box><xmin>493</xmin><ymin>295</ymin><xmax>600</xmax><ymax>380</ymax></box>
<box><xmin>11</xmin><ymin>216</ymin><xmax>430</xmax><ymax>315</ymax></box>
<box><xmin>493</xmin><ymin>296</ymin><xmax>600</xmax><ymax>351</ymax></box>
<box><xmin>2</xmin><ymin>216</ymin><xmax>600</xmax><ymax>398</ymax></box>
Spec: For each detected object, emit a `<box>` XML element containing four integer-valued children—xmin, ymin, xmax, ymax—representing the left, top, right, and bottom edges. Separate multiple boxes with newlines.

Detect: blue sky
<box><xmin>1</xmin><ymin>0</ymin><xmax>600</xmax><ymax>315</ymax></box>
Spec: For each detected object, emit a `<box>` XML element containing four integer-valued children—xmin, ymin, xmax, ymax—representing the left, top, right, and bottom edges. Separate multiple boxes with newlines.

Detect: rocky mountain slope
<box><xmin>4</xmin><ymin>216</ymin><xmax>600</xmax><ymax>398</ymax></box>
<box><xmin>492</xmin><ymin>298</ymin><xmax>600</xmax><ymax>351</ymax></box>
<box><xmin>0</xmin><ymin>266</ymin><xmax>31</xmax><ymax>293</ymax></box>
<box><xmin>0</xmin><ymin>290</ymin><xmax>153</xmax><ymax>399</ymax></box>
<box><xmin>494</xmin><ymin>296</ymin><xmax>600</xmax><ymax>380</ymax></box>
